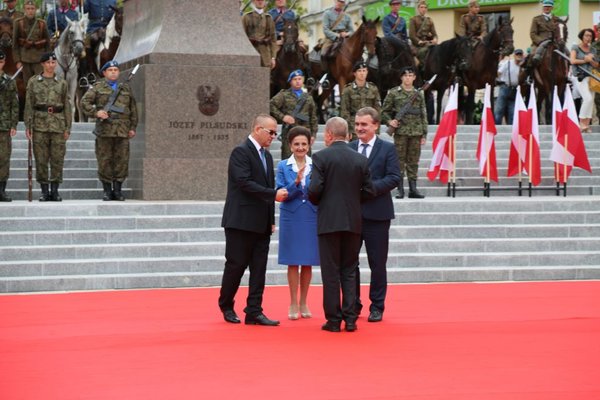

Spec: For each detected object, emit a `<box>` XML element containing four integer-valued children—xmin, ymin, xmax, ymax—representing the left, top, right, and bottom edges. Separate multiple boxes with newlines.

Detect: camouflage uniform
<box><xmin>409</xmin><ymin>14</ymin><xmax>437</xmax><ymax>65</ymax></box>
<box><xmin>270</xmin><ymin>88</ymin><xmax>318</xmax><ymax>160</ymax></box>
<box><xmin>340</xmin><ymin>81</ymin><xmax>381</xmax><ymax>140</ymax></box>
<box><xmin>24</xmin><ymin>74</ymin><xmax>71</xmax><ymax>185</ymax></box>
<box><xmin>0</xmin><ymin>71</ymin><xmax>19</xmax><ymax>201</ymax></box>
<box><xmin>13</xmin><ymin>16</ymin><xmax>50</xmax><ymax>85</ymax></box>
<box><xmin>80</xmin><ymin>78</ymin><xmax>138</xmax><ymax>186</ymax></box>
<box><xmin>381</xmin><ymin>86</ymin><xmax>427</xmax><ymax>181</ymax></box>
<box><xmin>242</xmin><ymin>9</ymin><xmax>277</xmax><ymax>68</ymax></box>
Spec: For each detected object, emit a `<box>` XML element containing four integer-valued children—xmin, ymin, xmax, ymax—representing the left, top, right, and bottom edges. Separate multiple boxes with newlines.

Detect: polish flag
<box><xmin>521</xmin><ymin>84</ymin><xmax>541</xmax><ymax>186</ymax></box>
<box><xmin>550</xmin><ymin>85</ymin><xmax>592</xmax><ymax>182</ymax></box>
<box><xmin>476</xmin><ymin>83</ymin><xmax>498</xmax><ymax>182</ymax></box>
<box><xmin>428</xmin><ymin>83</ymin><xmax>458</xmax><ymax>183</ymax></box>
<box><xmin>507</xmin><ymin>86</ymin><xmax>527</xmax><ymax>177</ymax></box>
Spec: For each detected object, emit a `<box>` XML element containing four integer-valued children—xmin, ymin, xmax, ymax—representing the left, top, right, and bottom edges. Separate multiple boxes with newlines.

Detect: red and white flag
<box><xmin>476</xmin><ymin>83</ymin><xmax>498</xmax><ymax>182</ymax></box>
<box><xmin>523</xmin><ymin>84</ymin><xmax>541</xmax><ymax>186</ymax></box>
<box><xmin>507</xmin><ymin>86</ymin><xmax>527</xmax><ymax>177</ymax></box>
<box><xmin>550</xmin><ymin>85</ymin><xmax>592</xmax><ymax>182</ymax></box>
<box><xmin>428</xmin><ymin>83</ymin><xmax>458</xmax><ymax>183</ymax></box>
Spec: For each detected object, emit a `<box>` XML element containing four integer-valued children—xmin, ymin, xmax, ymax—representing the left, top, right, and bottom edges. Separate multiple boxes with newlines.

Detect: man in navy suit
<box><xmin>218</xmin><ymin>114</ymin><xmax>288</xmax><ymax>326</ymax></box>
<box><xmin>350</xmin><ymin>107</ymin><xmax>401</xmax><ymax>322</ymax></box>
<box><xmin>308</xmin><ymin>117</ymin><xmax>375</xmax><ymax>333</ymax></box>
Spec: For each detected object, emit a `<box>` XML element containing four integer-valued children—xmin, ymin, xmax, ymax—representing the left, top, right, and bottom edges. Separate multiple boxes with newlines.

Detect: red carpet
<box><xmin>1</xmin><ymin>281</ymin><xmax>599</xmax><ymax>400</ymax></box>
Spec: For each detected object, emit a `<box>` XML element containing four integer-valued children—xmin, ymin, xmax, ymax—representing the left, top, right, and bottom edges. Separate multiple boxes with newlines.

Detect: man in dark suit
<box><xmin>218</xmin><ymin>114</ymin><xmax>288</xmax><ymax>326</ymax></box>
<box><xmin>349</xmin><ymin>107</ymin><xmax>401</xmax><ymax>322</ymax></box>
<box><xmin>308</xmin><ymin>117</ymin><xmax>375</xmax><ymax>333</ymax></box>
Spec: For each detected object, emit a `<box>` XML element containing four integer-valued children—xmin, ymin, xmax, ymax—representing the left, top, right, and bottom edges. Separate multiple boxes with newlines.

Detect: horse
<box><xmin>309</xmin><ymin>16</ymin><xmax>379</xmax><ymax>121</ymax></box>
<box><xmin>368</xmin><ymin>35</ymin><xmax>414</xmax><ymax>101</ymax></box>
<box><xmin>520</xmin><ymin>17</ymin><xmax>569</xmax><ymax>124</ymax></box>
<box><xmin>97</xmin><ymin>6</ymin><xmax>123</xmax><ymax>71</ymax></box>
<box><xmin>270</xmin><ymin>18</ymin><xmax>307</xmax><ymax>98</ymax></box>
<box><xmin>54</xmin><ymin>16</ymin><xmax>87</xmax><ymax>122</ymax></box>
<box><xmin>460</xmin><ymin>16</ymin><xmax>515</xmax><ymax>124</ymax></box>
<box><xmin>0</xmin><ymin>17</ymin><xmax>25</xmax><ymax>119</ymax></box>
<box><xmin>421</xmin><ymin>35</ymin><xmax>472</xmax><ymax>124</ymax></box>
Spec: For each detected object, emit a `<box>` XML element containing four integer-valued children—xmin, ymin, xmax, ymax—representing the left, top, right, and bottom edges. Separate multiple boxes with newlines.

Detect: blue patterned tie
<box><xmin>259</xmin><ymin>148</ymin><xmax>268</xmax><ymax>173</ymax></box>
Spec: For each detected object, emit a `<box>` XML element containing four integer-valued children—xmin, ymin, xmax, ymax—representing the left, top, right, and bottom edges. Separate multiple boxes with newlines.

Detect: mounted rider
<box><xmin>382</xmin><ymin>0</ymin><xmax>407</xmax><ymax>42</ymax></box>
<box><xmin>268</xmin><ymin>0</ymin><xmax>306</xmax><ymax>53</ymax></box>
<box><xmin>409</xmin><ymin>0</ymin><xmax>438</xmax><ymax>69</ymax></box>
<box><xmin>529</xmin><ymin>0</ymin><xmax>563</xmax><ymax>65</ymax></box>
<box><xmin>47</xmin><ymin>0</ymin><xmax>80</xmax><ymax>46</ymax></box>
<box><xmin>320</xmin><ymin>0</ymin><xmax>354</xmax><ymax>71</ymax></box>
<box><xmin>0</xmin><ymin>0</ymin><xmax>24</xmax><ymax>21</ymax></box>
<box><xmin>84</xmin><ymin>0</ymin><xmax>117</xmax><ymax>59</ymax></box>
<box><xmin>13</xmin><ymin>0</ymin><xmax>50</xmax><ymax>85</ymax></box>
<box><xmin>458</xmin><ymin>0</ymin><xmax>487</xmax><ymax>48</ymax></box>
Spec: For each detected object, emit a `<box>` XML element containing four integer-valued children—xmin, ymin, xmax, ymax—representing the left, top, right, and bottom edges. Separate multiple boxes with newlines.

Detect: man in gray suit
<box><xmin>308</xmin><ymin>117</ymin><xmax>375</xmax><ymax>333</ymax></box>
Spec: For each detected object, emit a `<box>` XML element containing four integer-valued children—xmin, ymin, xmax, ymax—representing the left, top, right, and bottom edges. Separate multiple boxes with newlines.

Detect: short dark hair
<box><xmin>355</xmin><ymin>107</ymin><xmax>380</xmax><ymax>124</ymax></box>
<box><xmin>578</xmin><ymin>28</ymin><xmax>596</xmax><ymax>42</ymax></box>
<box><xmin>287</xmin><ymin>126</ymin><xmax>312</xmax><ymax>144</ymax></box>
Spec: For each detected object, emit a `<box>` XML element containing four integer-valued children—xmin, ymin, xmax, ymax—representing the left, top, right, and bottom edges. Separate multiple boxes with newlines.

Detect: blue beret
<box><xmin>100</xmin><ymin>60</ymin><xmax>119</xmax><ymax>73</ymax></box>
<box><xmin>287</xmin><ymin>69</ymin><xmax>304</xmax><ymax>82</ymax></box>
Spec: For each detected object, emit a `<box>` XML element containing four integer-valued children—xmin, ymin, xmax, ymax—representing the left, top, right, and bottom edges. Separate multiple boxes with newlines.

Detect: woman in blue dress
<box><xmin>276</xmin><ymin>127</ymin><xmax>319</xmax><ymax>320</ymax></box>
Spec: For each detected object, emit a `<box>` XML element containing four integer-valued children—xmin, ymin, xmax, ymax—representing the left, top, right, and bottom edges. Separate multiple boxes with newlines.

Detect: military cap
<box><xmin>40</xmin><ymin>52</ymin><xmax>57</xmax><ymax>63</ymax></box>
<box><xmin>100</xmin><ymin>60</ymin><xmax>119</xmax><ymax>73</ymax></box>
<box><xmin>352</xmin><ymin>60</ymin><xmax>368</xmax><ymax>72</ymax></box>
<box><xmin>417</xmin><ymin>0</ymin><xmax>428</xmax><ymax>6</ymax></box>
<box><xmin>468</xmin><ymin>0</ymin><xmax>479</xmax><ymax>7</ymax></box>
<box><xmin>400</xmin><ymin>66</ymin><xmax>415</xmax><ymax>75</ymax></box>
<box><xmin>542</xmin><ymin>0</ymin><xmax>554</xmax><ymax>6</ymax></box>
<box><xmin>24</xmin><ymin>0</ymin><xmax>35</xmax><ymax>5</ymax></box>
<box><xmin>389</xmin><ymin>0</ymin><xmax>402</xmax><ymax>5</ymax></box>
<box><xmin>287</xmin><ymin>69</ymin><xmax>304</xmax><ymax>82</ymax></box>
<box><xmin>514</xmin><ymin>48</ymin><xmax>523</xmax><ymax>55</ymax></box>
<box><xmin>0</xmin><ymin>50</ymin><xmax>5</xmax><ymax>60</ymax></box>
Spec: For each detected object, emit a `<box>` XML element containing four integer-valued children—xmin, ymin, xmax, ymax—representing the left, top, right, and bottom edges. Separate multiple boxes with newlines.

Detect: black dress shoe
<box><xmin>321</xmin><ymin>321</ymin><xmax>341</xmax><ymax>332</ymax></box>
<box><xmin>345</xmin><ymin>320</ymin><xmax>357</xmax><ymax>332</ymax></box>
<box><xmin>245</xmin><ymin>313</ymin><xmax>280</xmax><ymax>326</ymax></box>
<box><xmin>368</xmin><ymin>310</ymin><xmax>383</xmax><ymax>322</ymax></box>
<box><xmin>223</xmin><ymin>310</ymin><xmax>240</xmax><ymax>324</ymax></box>
<box><xmin>354</xmin><ymin>303</ymin><xmax>363</xmax><ymax>316</ymax></box>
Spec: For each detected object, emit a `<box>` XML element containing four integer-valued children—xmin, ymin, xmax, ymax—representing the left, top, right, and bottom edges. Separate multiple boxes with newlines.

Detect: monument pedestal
<box><xmin>116</xmin><ymin>0</ymin><xmax>269</xmax><ymax>200</ymax></box>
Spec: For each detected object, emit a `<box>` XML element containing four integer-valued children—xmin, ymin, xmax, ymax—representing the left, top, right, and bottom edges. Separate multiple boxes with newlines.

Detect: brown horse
<box><xmin>461</xmin><ymin>16</ymin><xmax>515</xmax><ymax>124</ymax></box>
<box><xmin>520</xmin><ymin>17</ymin><xmax>569</xmax><ymax>124</ymax></box>
<box><xmin>309</xmin><ymin>16</ymin><xmax>379</xmax><ymax>120</ymax></box>
<box><xmin>97</xmin><ymin>6</ymin><xmax>123</xmax><ymax>70</ymax></box>
<box><xmin>270</xmin><ymin>18</ymin><xmax>307</xmax><ymax>98</ymax></box>
<box><xmin>0</xmin><ymin>17</ymin><xmax>25</xmax><ymax>119</ymax></box>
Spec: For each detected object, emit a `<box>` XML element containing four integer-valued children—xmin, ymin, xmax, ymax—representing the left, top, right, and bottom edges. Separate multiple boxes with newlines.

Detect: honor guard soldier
<box><xmin>47</xmin><ymin>0</ymin><xmax>80</xmax><ymax>38</ymax></box>
<box><xmin>0</xmin><ymin>0</ymin><xmax>24</xmax><ymax>20</ymax></box>
<box><xmin>382</xmin><ymin>0</ymin><xmax>407</xmax><ymax>42</ymax></box>
<box><xmin>0</xmin><ymin>50</ymin><xmax>19</xmax><ymax>202</ymax></box>
<box><xmin>243</xmin><ymin>0</ymin><xmax>277</xmax><ymax>69</ymax></box>
<box><xmin>381</xmin><ymin>66</ymin><xmax>427</xmax><ymax>199</ymax></box>
<box><xmin>458</xmin><ymin>0</ymin><xmax>487</xmax><ymax>45</ymax></box>
<box><xmin>13</xmin><ymin>0</ymin><xmax>50</xmax><ymax>85</ymax></box>
<box><xmin>409</xmin><ymin>0</ymin><xmax>438</xmax><ymax>66</ymax></box>
<box><xmin>340</xmin><ymin>60</ymin><xmax>381</xmax><ymax>141</ymax></box>
<box><xmin>321</xmin><ymin>0</ymin><xmax>354</xmax><ymax>68</ymax></box>
<box><xmin>24</xmin><ymin>52</ymin><xmax>71</xmax><ymax>202</ymax></box>
<box><xmin>80</xmin><ymin>60</ymin><xmax>138</xmax><ymax>201</ymax></box>
<box><xmin>270</xmin><ymin>69</ymin><xmax>318</xmax><ymax>160</ymax></box>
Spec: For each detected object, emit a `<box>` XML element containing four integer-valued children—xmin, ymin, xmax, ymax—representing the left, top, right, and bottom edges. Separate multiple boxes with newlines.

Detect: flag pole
<box><xmin>528</xmin><ymin>136</ymin><xmax>533</xmax><ymax>197</ymax></box>
<box><xmin>452</xmin><ymin>132</ymin><xmax>457</xmax><ymax>197</ymax></box>
<box><xmin>563</xmin><ymin>133</ymin><xmax>569</xmax><ymax>197</ymax></box>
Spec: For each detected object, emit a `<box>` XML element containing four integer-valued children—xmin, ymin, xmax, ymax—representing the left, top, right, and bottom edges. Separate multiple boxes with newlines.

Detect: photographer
<box><xmin>494</xmin><ymin>48</ymin><xmax>524</xmax><ymax>125</ymax></box>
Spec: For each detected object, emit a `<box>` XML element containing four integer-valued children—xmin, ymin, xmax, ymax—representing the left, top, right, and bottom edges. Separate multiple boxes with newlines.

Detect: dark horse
<box><xmin>309</xmin><ymin>16</ymin><xmax>379</xmax><ymax>120</ymax></box>
<box><xmin>368</xmin><ymin>35</ymin><xmax>414</xmax><ymax>101</ymax></box>
<box><xmin>0</xmin><ymin>17</ymin><xmax>25</xmax><ymax>119</ymax></box>
<box><xmin>520</xmin><ymin>17</ymin><xmax>569</xmax><ymax>124</ymax></box>
<box><xmin>270</xmin><ymin>18</ymin><xmax>307</xmax><ymax>98</ymax></box>
<box><xmin>421</xmin><ymin>35</ymin><xmax>472</xmax><ymax>124</ymax></box>
<box><xmin>97</xmin><ymin>6</ymin><xmax>124</xmax><ymax>70</ymax></box>
<box><xmin>461</xmin><ymin>16</ymin><xmax>515</xmax><ymax>124</ymax></box>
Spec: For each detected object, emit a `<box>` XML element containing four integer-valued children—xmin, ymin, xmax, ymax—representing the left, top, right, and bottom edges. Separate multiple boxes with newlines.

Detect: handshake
<box><xmin>275</xmin><ymin>188</ymin><xmax>288</xmax><ymax>202</ymax></box>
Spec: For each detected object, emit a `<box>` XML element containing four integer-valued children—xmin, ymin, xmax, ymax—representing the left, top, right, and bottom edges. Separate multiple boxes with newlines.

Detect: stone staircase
<box><xmin>1</xmin><ymin>123</ymin><xmax>599</xmax><ymax>293</ymax></box>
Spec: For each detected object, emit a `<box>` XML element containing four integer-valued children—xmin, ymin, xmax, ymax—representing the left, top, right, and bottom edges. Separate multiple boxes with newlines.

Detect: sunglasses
<box><xmin>260</xmin><ymin>127</ymin><xmax>278</xmax><ymax>136</ymax></box>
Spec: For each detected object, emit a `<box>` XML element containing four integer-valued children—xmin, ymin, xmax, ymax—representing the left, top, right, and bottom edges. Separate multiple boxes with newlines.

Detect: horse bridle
<box><xmin>494</xmin><ymin>23</ymin><xmax>514</xmax><ymax>55</ymax></box>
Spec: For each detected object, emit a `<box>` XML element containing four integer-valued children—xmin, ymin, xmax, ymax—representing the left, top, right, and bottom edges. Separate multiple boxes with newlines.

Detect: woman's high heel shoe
<box><xmin>288</xmin><ymin>305</ymin><xmax>299</xmax><ymax>320</ymax></box>
<box><xmin>300</xmin><ymin>305</ymin><xmax>312</xmax><ymax>318</ymax></box>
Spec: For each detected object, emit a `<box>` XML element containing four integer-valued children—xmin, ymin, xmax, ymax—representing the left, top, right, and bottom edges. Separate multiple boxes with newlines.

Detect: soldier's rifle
<box><xmin>92</xmin><ymin>63</ymin><xmax>139</xmax><ymax>137</ymax></box>
<box><xmin>280</xmin><ymin>73</ymin><xmax>328</xmax><ymax>141</ymax></box>
<box><xmin>387</xmin><ymin>74</ymin><xmax>436</xmax><ymax>136</ymax></box>
<box><xmin>554</xmin><ymin>49</ymin><xmax>600</xmax><ymax>84</ymax></box>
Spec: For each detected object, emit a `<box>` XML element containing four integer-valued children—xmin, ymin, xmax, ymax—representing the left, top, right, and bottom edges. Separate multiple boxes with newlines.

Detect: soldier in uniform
<box><xmin>12</xmin><ymin>0</ymin><xmax>50</xmax><ymax>85</ymax></box>
<box><xmin>0</xmin><ymin>0</ymin><xmax>24</xmax><ymax>20</ymax></box>
<box><xmin>458</xmin><ymin>0</ymin><xmax>487</xmax><ymax>44</ymax></box>
<box><xmin>24</xmin><ymin>52</ymin><xmax>71</xmax><ymax>202</ymax></box>
<box><xmin>340</xmin><ymin>60</ymin><xmax>381</xmax><ymax>141</ymax></box>
<box><xmin>80</xmin><ymin>60</ymin><xmax>138</xmax><ymax>201</ymax></box>
<box><xmin>270</xmin><ymin>69</ymin><xmax>318</xmax><ymax>160</ymax></box>
<box><xmin>381</xmin><ymin>66</ymin><xmax>427</xmax><ymax>199</ymax></box>
<box><xmin>409</xmin><ymin>0</ymin><xmax>438</xmax><ymax>67</ymax></box>
<box><xmin>382</xmin><ymin>0</ymin><xmax>407</xmax><ymax>42</ymax></box>
<box><xmin>47</xmin><ymin>0</ymin><xmax>80</xmax><ymax>39</ymax></box>
<box><xmin>84</xmin><ymin>0</ymin><xmax>116</xmax><ymax>45</ymax></box>
<box><xmin>269</xmin><ymin>0</ymin><xmax>296</xmax><ymax>45</ymax></box>
<box><xmin>0</xmin><ymin>50</ymin><xmax>19</xmax><ymax>202</ymax></box>
<box><xmin>321</xmin><ymin>0</ymin><xmax>354</xmax><ymax>64</ymax></box>
<box><xmin>243</xmin><ymin>0</ymin><xmax>277</xmax><ymax>69</ymax></box>
<box><xmin>529</xmin><ymin>0</ymin><xmax>561</xmax><ymax>65</ymax></box>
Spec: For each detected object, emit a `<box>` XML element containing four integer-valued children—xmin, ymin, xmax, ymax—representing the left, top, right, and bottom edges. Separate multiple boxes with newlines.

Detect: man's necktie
<box><xmin>259</xmin><ymin>148</ymin><xmax>268</xmax><ymax>173</ymax></box>
<box><xmin>360</xmin><ymin>143</ymin><xmax>369</xmax><ymax>157</ymax></box>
